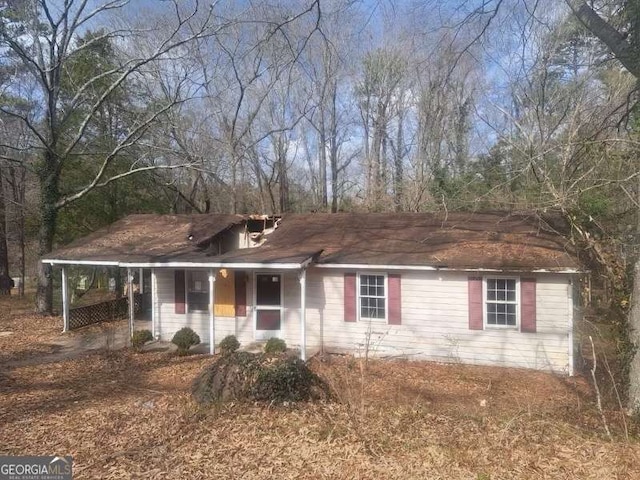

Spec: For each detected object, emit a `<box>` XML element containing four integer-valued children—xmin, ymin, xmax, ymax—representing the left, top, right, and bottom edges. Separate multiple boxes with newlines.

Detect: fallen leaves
<box><xmin>1</xmin><ymin>305</ymin><xmax>640</xmax><ymax>479</ymax></box>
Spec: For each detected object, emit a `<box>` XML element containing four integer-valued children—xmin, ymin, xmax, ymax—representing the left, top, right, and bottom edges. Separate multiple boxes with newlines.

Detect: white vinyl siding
<box><xmin>154</xmin><ymin>269</ymin><xmax>253</xmax><ymax>346</ymax></box>
<box><xmin>153</xmin><ymin>267</ymin><xmax>573</xmax><ymax>373</ymax></box>
<box><xmin>304</xmin><ymin>269</ymin><xmax>572</xmax><ymax>373</ymax></box>
<box><xmin>154</xmin><ymin>269</ymin><xmax>306</xmax><ymax>351</ymax></box>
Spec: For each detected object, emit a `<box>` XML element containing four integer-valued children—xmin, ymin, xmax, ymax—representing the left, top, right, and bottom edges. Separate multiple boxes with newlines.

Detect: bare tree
<box><xmin>561</xmin><ymin>0</ymin><xmax>640</xmax><ymax>414</ymax></box>
<box><xmin>0</xmin><ymin>0</ymin><xmax>322</xmax><ymax>313</ymax></box>
<box><xmin>300</xmin><ymin>1</ymin><xmax>361</xmax><ymax>212</ymax></box>
<box><xmin>356</xmin><ymin>48</ymin><xmax>408</xmax><ymax>210</ymax></box>
<box><xmin>0</xmin><ymin>1</ymin><xmax>221</xmax><ymax>312</ymax></box>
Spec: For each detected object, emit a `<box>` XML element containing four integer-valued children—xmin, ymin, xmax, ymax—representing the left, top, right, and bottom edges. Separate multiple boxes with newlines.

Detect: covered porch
<box><xmin>46</xmin><ymin>260</ymin><xmax>316</xmax><ymax>360</ymax></box>
<box><xmin>40</xmin><ymin>214</ymin><xmax>322</xmax><ymax>360</ymax></box>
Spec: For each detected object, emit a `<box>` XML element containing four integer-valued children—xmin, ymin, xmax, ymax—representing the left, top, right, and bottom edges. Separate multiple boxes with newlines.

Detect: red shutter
<box><xmin>388</xmin><ymin>274</ymin><xmax>401</xmax><ymax>325</ymax></box>
<box><xmin>520</xmin><ymin>278</ymin><xmax>537</xmax><ymax>333</ymax></box>
<box><xmin>235</xmin><ymin>271</ymin><xmax>247</xmax><ymax>317</ymax></box>
<box><xmin>344</xmin><ymin>273</ymin><xmax>356</xmax><ymax>322</ymax></box>
<box><xmin>468</xmin><ymin>277</ymin><xmax>483</xmax><ymax>330</ymax></box>
<box><xmin>175</xmin><ymin>270</ymin><xmax>186</xmax><ymax>314</ymax></box>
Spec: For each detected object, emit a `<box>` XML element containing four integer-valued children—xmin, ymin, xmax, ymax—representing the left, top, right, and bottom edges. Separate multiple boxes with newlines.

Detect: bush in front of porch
<box><xmin>172</xmin><ymin>327</ymin><xmax>201</xmax><ymax>355</ymax></box>
<box><xmin>191</xmin><ymin>350</ymin><xmax>331</xmax><ymax>405</ymax></box>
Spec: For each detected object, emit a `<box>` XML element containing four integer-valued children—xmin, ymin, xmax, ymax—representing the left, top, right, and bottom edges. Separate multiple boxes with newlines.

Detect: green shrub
<box><xmin>264</xmin><ymin>337</ymin><xmax>287</xmax><ymax>354</ymax></box>
<box><xmin>131</xmin><ymin>329</ymin><xmax>153</xmax><ymax>352</ymax></box>
<box><xmin>219</xmin><ymin>335</ymin><xmax>240</xmax><ymax>356</ymax></box>
<box><xmin>251</xmin><ymin>357</ymin><xmax>320</xmax><ymax>402</ymax></box>
<box><xmin>172</xmin><ymin>327</ymin><xmax>201</xmax><ymax>355</ymax></box>
<box><xmin>191</xmin><ymin>351</ymin><xmax>331</xmax><ymax>405</ymax></box>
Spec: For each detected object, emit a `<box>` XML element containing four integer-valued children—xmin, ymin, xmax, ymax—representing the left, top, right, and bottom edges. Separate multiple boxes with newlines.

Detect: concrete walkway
<box><xmin>1</xmin><ymin>319</ymin><xmax>217</xmax><ymax>370</ymax></box>
<box><xmin>2</xmin><ymin>321</ymin><xmax>132</xmax><ymax>369</ymax></box>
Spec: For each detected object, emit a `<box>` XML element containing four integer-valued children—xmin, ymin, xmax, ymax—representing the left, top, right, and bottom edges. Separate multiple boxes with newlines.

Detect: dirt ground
<box><xmin>1</xmin><ymin>295</ymin><xmax>640</xmax><ymax>479</ymax></box>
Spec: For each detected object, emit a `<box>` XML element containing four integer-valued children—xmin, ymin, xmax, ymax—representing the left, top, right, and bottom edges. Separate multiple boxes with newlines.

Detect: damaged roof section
<box><xmin>43</xmin><ymin>211</ymin><xmax>580</xmax><ymax>271</ymax></box>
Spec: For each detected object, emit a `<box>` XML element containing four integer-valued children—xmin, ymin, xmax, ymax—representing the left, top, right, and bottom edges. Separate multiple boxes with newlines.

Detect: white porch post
<box><xmin>568</xmin><ymin>277</ymin><xmax>575</xmax><ymax>377</ymax></box>
<box><xmin>151</xmin><ymin>268</ymin><xmax>157</xmax><ymax>339</ymax></box>
<box><xmin>61</xmin><ymin>266</ymin><xmax>70</xmax><ymax>333</ymax></box>
<box><xmin>209</xmin><ymin>269</ymin><xmax>217</xmax><ymax>355</ymax></box>
<box><xmin>299</xmin><ymin>268</ymin><xmax>307</xmax><ymax>361</ymax></box>
<box><xmin>139</xmin><ymin>268</ymin><xmax>144</xmax><ymax>294</ymax></box>
<box><xmin>127</xmin><ymin>268</ymin><xmax>134</xmax><ymax>345</ymax></box>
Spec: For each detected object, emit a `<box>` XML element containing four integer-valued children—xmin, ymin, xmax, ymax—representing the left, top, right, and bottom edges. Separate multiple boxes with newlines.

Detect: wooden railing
<box><xmin>69</xmin><ymin>293</ymin><xmax>150</xmax><ymax>330</ymax></box>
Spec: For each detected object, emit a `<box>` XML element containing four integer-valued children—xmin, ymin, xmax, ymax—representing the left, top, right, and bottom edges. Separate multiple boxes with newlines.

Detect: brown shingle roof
<box><xmin>43</xmin><ymin>211</ymin><xmax>579</xmax><ymax>271</ymax></box>
<box><xmin>43</xmin><ymin>214</ymin><xmax>246</xmax><ymax>263</ymax></box>
<box><xmin>210</xmin><ymin>212</ymin><xmax>578</xmax><ymax>271</ymax></box>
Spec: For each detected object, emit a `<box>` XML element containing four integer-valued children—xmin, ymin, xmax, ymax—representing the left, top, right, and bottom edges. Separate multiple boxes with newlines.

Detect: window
<box><xmin>485</xmin><ymin>278</ymin><xmax>518</xmax><ymax>327</ymax></box>
<box><xmin>359</xmin><ymin>274</ymin><xmax>386</xmax><ymax>321</ymax></box>
<box><xmin>187</xmin><ymin>270</ymin><xmax>209</xmax><ymax>313</ymax></box>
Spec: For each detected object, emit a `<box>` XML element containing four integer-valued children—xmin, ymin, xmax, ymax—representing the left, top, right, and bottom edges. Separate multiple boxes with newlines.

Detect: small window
<box><xmin>485</xmin><ymin>278</ymin><xmax>518</xmax><ymax>327</ymax></box>
<box><xmin>359</xmin><ymin>274</ymin><xmax>386</xmax><ymax>321</ymax></box>
<box><xmin>188</xmin><ymin>270</ymin><xmax>209</xmax><ymax>313</ymax></box>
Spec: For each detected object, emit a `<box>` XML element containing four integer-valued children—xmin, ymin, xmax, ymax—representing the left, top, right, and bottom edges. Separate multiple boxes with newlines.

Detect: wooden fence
<box><xmin>69</xmin><ymin>293</ymin><xmax>150</xmax><ymax>330</ymax></box>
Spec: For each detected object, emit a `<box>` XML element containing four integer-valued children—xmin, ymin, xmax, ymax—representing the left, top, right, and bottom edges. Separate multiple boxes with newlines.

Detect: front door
<box><xmin>255</xmin><ymin>273</ymin><xmax>282</xmax><ymax>340</ymax></box>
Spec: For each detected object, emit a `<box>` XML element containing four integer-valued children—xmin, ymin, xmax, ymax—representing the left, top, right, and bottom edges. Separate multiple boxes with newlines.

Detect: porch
<box><xmin>53</xmin><ymin>264</ymin><xmax>313</xmax><ymax>360</ymax></box>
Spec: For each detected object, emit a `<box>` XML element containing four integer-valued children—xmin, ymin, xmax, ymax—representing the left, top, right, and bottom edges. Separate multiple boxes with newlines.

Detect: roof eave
<box><xmin>313</xmin><ymin>263</ymin><xmax>584</xmax><ymax>274</ymax></box>
<box><xmin>42</xmin><ymin>255</ymin><xmax>316</xmax><ymax>271</ymax></box>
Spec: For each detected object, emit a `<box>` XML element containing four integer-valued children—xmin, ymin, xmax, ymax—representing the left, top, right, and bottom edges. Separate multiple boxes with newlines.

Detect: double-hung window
<box><xmin>485</xmin><ymin>278</ymin><xmax>518</xmax><ymax>327</ymax></box>
<box><xmin>187</xmin><ymin>270</ymin><xmax>209</xmax><ymax>313</ymax></box>
<box><xmin>358</xmin><ymin>274</ymin><xmax>387</xmax><ymax>321</ymax></box>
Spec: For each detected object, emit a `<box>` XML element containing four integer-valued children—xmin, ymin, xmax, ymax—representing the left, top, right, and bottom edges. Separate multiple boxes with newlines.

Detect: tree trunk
<box><xmin>628</xmin><ymin>259</ymin><xmax>640</xmax><ymax>413</ymax></box>
<box><xmin>329</xmin><ymin>128</ymin><xmax>339</xmax><ymax>214</ymax></box>
<box><xmin>318</xmin><ymin>116</ymin><xmax>328</xmax><ymax>209</ymax></box>
<box><xmin>329</xmin><ymin>85</ymin><xmax>340</xmax><ymax>213</ymax></box>
<box><xmin>277</xmin><ymin>137</ymin><xmax>290</xmax><ymax>213</ymax></box>
<box><xmin>13</xmin><ymin>166</ymin><xmax>26</xmax><ymax>296</ymax></box>
<box><xmin>565</xmin><ymin>0</ymin><xmax>640</xmax><ymax>78</ymax></box>
<box><xmin>394</xmin><ymin>111</ymin><xmax>404</xmax><ymax>212</ymax></box>
<box><xmin>35</xmin><ymin>156</ymin><xmax>60</xmax><ymax>314</ymax></box>
<box><xmin>0</xmin><ymin>166</ymin><xmax>11</xmax><ymax>295</ymax></box>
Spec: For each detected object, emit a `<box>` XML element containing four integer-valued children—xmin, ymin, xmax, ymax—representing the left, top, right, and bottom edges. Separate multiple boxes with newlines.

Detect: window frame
<box><xmin>357</xmin><ymin>272</ymin><xmax>388</xmax><ymax>323</ymax></box>
<box><xmin>483</xmin><ymin>276</ymin><xmax>520</xmax><ymax>329</ymax></box>
<box><xmin>186</xmin><ymin>270</ymin><xmax>210</xmax><ymax>313</ymax></box>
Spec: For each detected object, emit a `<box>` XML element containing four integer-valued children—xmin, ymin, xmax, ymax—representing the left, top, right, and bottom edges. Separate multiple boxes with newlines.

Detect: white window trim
<box><xmin>483</xmin><ymin>276</ymin><xmax>520</xmax><ymax>329</ymax></box>
<box><xmin>186</xmin><ymin>270</ymin><xmax>210</xmax><ymax>314</ymax></box>
<box><xmin>357</xmin><ymin>272</ymin><xmax>388</xmax><ymax>323</ymax></box>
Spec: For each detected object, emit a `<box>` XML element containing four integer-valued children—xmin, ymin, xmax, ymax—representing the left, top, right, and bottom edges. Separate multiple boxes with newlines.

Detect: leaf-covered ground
<box><xmin>1</xmin><ymin>295</ymin><xmax>639</xmax><ymax>479</ymax></box>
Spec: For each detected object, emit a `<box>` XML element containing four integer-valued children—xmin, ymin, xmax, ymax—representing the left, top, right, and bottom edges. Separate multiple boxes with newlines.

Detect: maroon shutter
<box><xmin>344</xmin><ymin>273</ymin><xmax>356</xmax><ymax>322</ymax></box>
<box><xmin>468</xmin><ymin>276</ymin><xmax>483</xmax><ymax>330</ymax></box>
<box><xmin>520</xmin><ymin>278</ymin><xmax>537</xmax><ymax>333</ymax></box>
<box><xmin>174</xmin><ymin>270</ymin><xmax>186</xmax><ymax>314</ymax></box>
<box><xmin>388</xmin><ymin>274</ymin><xmax>401</xmax><ymax>325</ymax></box>
<box><xmin>235</xmin><ymin>271</ymin><xmax>247</xmax><ymax>317</ymax></box>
